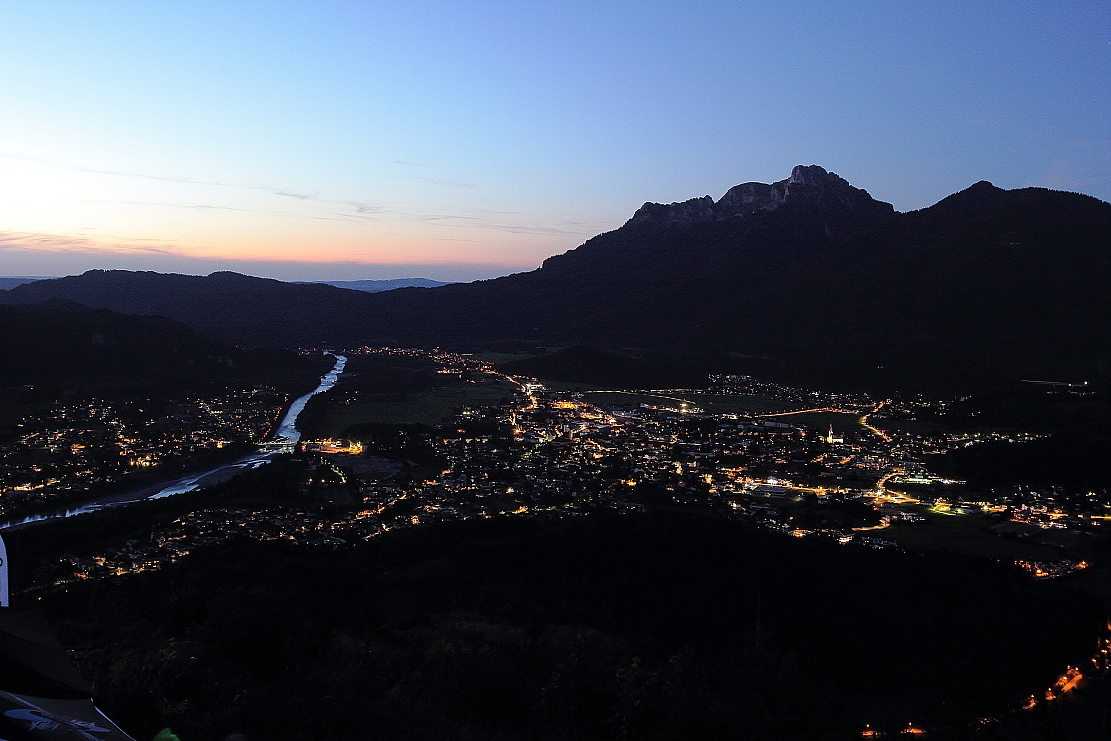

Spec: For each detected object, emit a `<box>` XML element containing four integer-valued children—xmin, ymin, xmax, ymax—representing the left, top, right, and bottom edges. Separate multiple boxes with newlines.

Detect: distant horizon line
<box><xmin>0</xmin><ymin>272</ymin><xmax>472</xmax><ymax>284</ymax></box>
<box><xmin>0</xmin><ymin>258</ymin><xmax>533</xmax><ymax>283</ymax></box>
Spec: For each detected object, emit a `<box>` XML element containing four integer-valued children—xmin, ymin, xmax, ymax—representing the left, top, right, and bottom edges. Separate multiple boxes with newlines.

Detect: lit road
<box><xmin>859</xmin><ymin>401</ymin><xmax>891</xmax><ymax>441</ymax></box>
<box><xmin>763</xmin><ymin>406</ymin><xmax>851</xmax><ymax>417</ymax></box>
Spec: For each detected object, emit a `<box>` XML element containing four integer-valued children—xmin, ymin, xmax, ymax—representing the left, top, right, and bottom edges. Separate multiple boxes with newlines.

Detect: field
<box><xmin>879</xmin><ymin>507</ymin><xmax>1073</xmax><ymax>561</ymax></box>
<box><xmin>301</xmin><ymin>378</ymin><xmax>519</xmax><ymax>437</ymax></box>
<box><xmin>469</xmin><ymin>352</ymin><xmax>534</xmax><ymax>365</ymax></box>
<box><xmin>865</xmin><ymin>418</ymin><xmax>949</xmax><ymax>435</ymax></box>
<box><xmin>469</xmin><ymin>349</ymin><xmax>566</xmax><ymax>365</ymax></box>
<box><xmin>779</xmin><ymin>410</ymin><xmax>865</xmax><ymax>434</ymax></box>
<box><xmin>568</xmin><ymin>391</ymin><xmax>876</xmax><ymax>438</ymax></box>
<box><xmin>580</xmin><ymin>390</ymin><xmax>813</xmax><ymax>416</ymax></box>
<box><xmin>534</xmin><ymin>380</ymin><xmax>613</xmax><ymax>392</ymax></box>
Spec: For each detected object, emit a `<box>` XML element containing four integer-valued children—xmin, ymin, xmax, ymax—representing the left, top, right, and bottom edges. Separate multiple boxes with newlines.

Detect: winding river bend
<box><xmin>0</xmin><ymin>353</ymin><xmax>347</xmax><ymax>530</ymax></box>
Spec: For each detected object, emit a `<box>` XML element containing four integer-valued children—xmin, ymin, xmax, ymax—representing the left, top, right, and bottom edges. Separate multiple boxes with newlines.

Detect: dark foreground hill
<box><xmin>37</xmin><ymin>512</ymin><xmax>1105</xmax><ymax>741</ymax></box>
<box><xmin>4</xmin><ymin>166</ymin><xmax>1108</xmax><ymax>389</ymax></box>
<box><xmin>0</xmin><ymin>301</ymin><xmax>328</xmax><ymax>396</ymax></box>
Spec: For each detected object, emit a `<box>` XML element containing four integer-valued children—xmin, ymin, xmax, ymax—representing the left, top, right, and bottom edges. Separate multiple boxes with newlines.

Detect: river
<box><xmin>0</xmin><ymin>352</ymin><xmax>347</xmax><ymax>530</ymax></box>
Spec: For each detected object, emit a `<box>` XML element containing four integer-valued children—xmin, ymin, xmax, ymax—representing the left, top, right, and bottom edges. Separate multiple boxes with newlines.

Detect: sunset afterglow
<box><xmin>1</xmin><ymin>1</ymin><xmax>1107</xmax><ymax>281</ymax></box>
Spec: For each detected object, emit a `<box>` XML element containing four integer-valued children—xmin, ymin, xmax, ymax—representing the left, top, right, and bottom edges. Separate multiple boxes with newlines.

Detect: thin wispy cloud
<box><xmin>404</xmin><ymin>174</ymin><xmax>479</xmax><ymax>188</ymax></box>
<box><xmin>481</xmin><ymin>223</ymin><xmax>585</xmax><ymax>236</ymax></box>
<box><xmin>472</xmin><ymin>208</ymin><xmax>530</xmax><ymax>216</ymax></box>
<box><xmin>409</xmin><ymin>214</ymin><xmax>484</xmax><ymax>223</ymax></box>
<box><xmin>1</xmin><ymin>151</ymin><xmax>586</xmax><ymax>246</ymax></box>
<box><xmin>272</xmin><ymin>189</ymin><xmax>321</xmax><ymax>201</ymax></box>
<box><xmin>55</xmin><ymin>197</ymin><xmax>391</xmax><ymax>227</ymax></box>
<box><xmin>1</xmin><ymin>151</ymin><xmax>257</xmax><ymax>193</ymax></box>
<box><xmin>73</xmin><ymin>198</ymin><xmax>263</xmax><ymax>214</ymax></box>
<box><xmin>391</xmin><ymin>212</ymin><xmax>588</xmax><ymax>236</ymax></box>
<box><xmin>1</xmin><ymin>151</ymin><xmax>363</xmax><ymax>210</ymax></box>
<box><xmin>0</xmin><ymin>230</ymin><xmax>184</xmax><ymax>256</ymax></box>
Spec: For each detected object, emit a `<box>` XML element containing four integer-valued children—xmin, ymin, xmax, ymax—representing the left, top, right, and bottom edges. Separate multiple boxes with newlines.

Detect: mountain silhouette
<box><xmin>3</xmin><ymin>166</ymin><xmax>1107</xmax><ymax>389</ymax></box>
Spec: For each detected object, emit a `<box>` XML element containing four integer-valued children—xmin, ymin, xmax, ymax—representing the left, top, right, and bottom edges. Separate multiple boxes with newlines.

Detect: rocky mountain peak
<box><xmin>786</xmin><ymin>164</ymin><xmax>838</xmax><ymax>187</ymax></box>
<box><xmin>625</xmin><ymin>196</ymin><xmax>715</xmax><ymax>228</ymax></box>
<box><xmin>627</xmin><ymin>165</ymin><xmax>893</xmax><ymax>228</ymax></box>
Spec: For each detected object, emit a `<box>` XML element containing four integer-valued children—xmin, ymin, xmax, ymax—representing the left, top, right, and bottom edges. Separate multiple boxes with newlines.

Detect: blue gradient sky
<box><xmin>1</xmin><ymin>1</ymin><xmax>1107</xmax><ymax>281</ymax></box>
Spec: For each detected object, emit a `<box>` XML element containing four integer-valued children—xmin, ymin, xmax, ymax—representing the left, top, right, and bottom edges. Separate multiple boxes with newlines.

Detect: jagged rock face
<box><xmin>627</xmin><ymin>165</ymin><xmax>894</xmax><ymax>227</ymax></box>
<box><xmin>625</xmin><ymin>196</ymin><xmax>716</xmax><ymax>227</ymax></box>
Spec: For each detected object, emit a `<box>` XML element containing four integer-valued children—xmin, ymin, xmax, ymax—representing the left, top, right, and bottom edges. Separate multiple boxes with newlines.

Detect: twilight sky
<box><xmin>1</xmin><ymin>1</ymin><xmax>1107</xmax><ymax>282</ymax></box>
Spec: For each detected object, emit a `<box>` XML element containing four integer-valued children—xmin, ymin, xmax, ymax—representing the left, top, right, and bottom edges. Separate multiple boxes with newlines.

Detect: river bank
<box><xmin>0</xmin><ymin>352</ymin><xmax>346</xmax><ymax>531</ymax></box>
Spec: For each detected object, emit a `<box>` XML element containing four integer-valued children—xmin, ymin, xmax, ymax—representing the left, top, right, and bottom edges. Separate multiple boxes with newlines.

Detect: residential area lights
<box><xmin>43</xmin><ymin>348</ymin><xmax>1106</xmax><ymax>590</ymax></box>
<box><xmin>0</xmin><ymin>391</ymin><xmax>288</xmax><ymax>519</ymax></box>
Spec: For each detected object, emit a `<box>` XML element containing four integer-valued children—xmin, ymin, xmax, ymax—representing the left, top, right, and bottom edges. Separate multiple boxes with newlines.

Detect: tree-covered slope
<box><xmin>0</xmin><ymin>301</ymin><xmax>327</xmax><ymax>395</ymax></box>
<box><xmin>41</xmin><ymin>513</ymin><xmax>1104</xmax><ymax>741</ymax></box>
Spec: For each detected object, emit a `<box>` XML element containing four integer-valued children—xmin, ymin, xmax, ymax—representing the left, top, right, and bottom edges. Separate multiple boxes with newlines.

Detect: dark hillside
<box><xmin>39</xmin><ymin>513</ymin><xmax>1104</xmax><ymax>741</ymax></box>
<box><xmin>797</xmin><ymin>183</ymin><xmax>1111</xmax><ymax>382</ymax></box>
<box><xmin>0</xmin><ymin>270</ymin><xmax>378</xmax><ymax>346</ymax></box>
<box><xmin>0</xmin><ymin>301</ymin><xmax>327</xmax><ymax>395</ymax></box>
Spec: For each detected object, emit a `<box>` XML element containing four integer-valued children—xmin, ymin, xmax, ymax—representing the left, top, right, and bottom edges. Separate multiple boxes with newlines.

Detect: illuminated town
<box><xmin>33</xmin><ymin>347</ymin><xmax>1105</xmax><ymax>589</ymax></box>
<box><xmin>0</xmin><ymin>390</ymin><xmax>287</xmax><ymax>518</ymax></box>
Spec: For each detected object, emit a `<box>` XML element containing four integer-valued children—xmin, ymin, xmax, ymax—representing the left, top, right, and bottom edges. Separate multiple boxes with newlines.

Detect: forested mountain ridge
<box><xmin>0</xmin><ymin>270</ymin><xmax>377</xmax><ymax>347</ymax></box>
<box><xmin>0</xmin><ymin>301</ymin><xmax>327</xmax><ymax>394</ymax></box>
